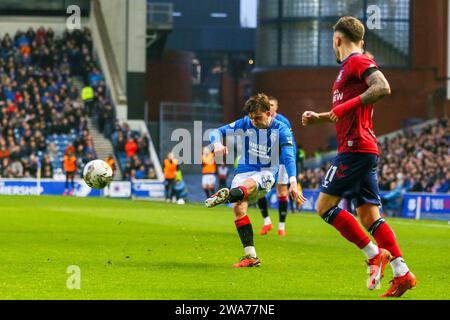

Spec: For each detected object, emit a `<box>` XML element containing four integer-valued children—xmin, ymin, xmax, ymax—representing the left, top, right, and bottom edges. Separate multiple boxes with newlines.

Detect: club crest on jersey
<box><xmin>336</xmin><ymin>70</ymin><xmax>344</xmax><ymax>82</ymax></box>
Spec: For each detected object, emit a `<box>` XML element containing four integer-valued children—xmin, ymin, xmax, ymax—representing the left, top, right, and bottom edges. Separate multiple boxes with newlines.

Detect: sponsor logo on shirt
<box><xmin>333</xmin><ymin>90</ymin><xmax>344</xmax><ymax>104</ymax></box>
<box><xmin>249</xmin><ymin>141</ymin><xmax>271</xmax><ymax>160</ymax></box>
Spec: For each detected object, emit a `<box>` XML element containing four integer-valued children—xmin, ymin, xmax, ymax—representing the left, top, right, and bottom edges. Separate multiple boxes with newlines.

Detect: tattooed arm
<box><xmin>360</xmin><ymin>70</ymin><xmax>391</xmax><ymax>104</ymax></box>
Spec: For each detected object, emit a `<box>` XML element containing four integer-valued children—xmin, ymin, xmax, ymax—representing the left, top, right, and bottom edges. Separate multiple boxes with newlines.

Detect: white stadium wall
<box><xmin>97</xmin><ymin>0</ymin><xmax>127</xmax><ymax>91</ymax></box>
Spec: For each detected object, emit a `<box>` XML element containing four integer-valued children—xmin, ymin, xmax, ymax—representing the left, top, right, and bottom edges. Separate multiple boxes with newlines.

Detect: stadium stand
<box><xmin>0</xmin><ymin>27</ymin><xmax>97</xmax><ymax>178</ymax></box>
<box><xmin>0</xmin><ymin>25</ymin><xmax>157</xmax><ymax>181</ymax></box>
<box><xmin>378</xmin><ymin>118</ymin><xmax>449</xmax><ymax>193</ymax></box>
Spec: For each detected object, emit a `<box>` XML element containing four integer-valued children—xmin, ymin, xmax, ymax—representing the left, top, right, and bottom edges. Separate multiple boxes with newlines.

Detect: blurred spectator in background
<box><xmin>42</xmin><ymin>165</ymin><xmax>53</xmax><ymax>178</ymax></box>
<box><xmin>105</xmin><ymin>154</ymin><xmax>116</xmax><ymax>178</ymax></box>
<box><xmin>135</xmin><ymin>165</ymin><xmax>147</xmax><ymax>179</ymax></box>
<box><xmin>163</xmin><ymin>152</ymin><xmax>178</xmax><ymax>203</ymax></box>
<box><xmin>296</xmin><ymin>144</ymin><xmax>306</xmax><ymax>173</ymax></box>
<box><xmin>148</xmin><ymin>167</ymin><xmax>157</xmax><ymax>179</ymax></box>
<box><xmin>98</xmin><ymin>101</ymin><xmax>114</xmax><ymax>138</ymax></box>
<box><xmin>63</xmin><ymin>146</ymin><xmax>77</xmax><ymax>196</ymax></box>
<box><xmin>173</xmin><ymin>169</ymin><xmax>188</xmax><ymax>204</ymax></box>
<box><xmin>201</xmin><ymin>146</ymin><xmax>216</xmax><ymax>199</ymax></box>
<box><xmin>125</xmin><ymin>137</ymin><xmax>138</xmax><ymax>158</ymax></box>
<box><xmin>381</xmin><ymin>175</ymin><xmax>406</xmax><ymax>217</ymax></box>
<box><xmin>217</xmin><ymin>164</ymin><xmax>229</xmax><ymax>190</ymax></box>
<box><xmin>41</xmin><ymin>154</ymin><xmax>53</xmax><ymax>173</ymax></box>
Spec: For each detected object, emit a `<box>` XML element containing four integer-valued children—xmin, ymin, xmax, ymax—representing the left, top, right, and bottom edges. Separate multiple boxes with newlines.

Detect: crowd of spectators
<box><xmin>298</xmin><ymin>165</ymin><xmax>327</xmax><ymax>190</ymax></box>
<box><xmin>299</xmin><ymin>118</ymin><xmax>450</xmax><ymax>194</ymax></box>
<box><xmin>110</xmin><ymin>121</ymin><xmax>157</xmax><ymax>180</ymax></box>
<box><xmin>0</xmin><ymin>26</ymin><xmax>98</xmax><ymax>178</ymax></box>
<box><xmin>378</xmin><ymin>118</ymin><xmax>449</xmax><ymax>193</ymax></box>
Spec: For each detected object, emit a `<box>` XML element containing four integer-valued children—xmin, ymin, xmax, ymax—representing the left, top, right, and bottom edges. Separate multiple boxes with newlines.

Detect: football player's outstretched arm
<box><xmin>301</xmin><ymin>111</ymin><xmax>334</xmax><ymax>126</ymax></box>
<box><xmin>209</xmin><ymin>118</ymin><xmax>245</xmax><ymax>155</ymax></box>
<box><xmin>279</xmin><ymin>132</ymin><xmax>307</xmax><ymax>204</ymax></box>
<box><xmin>209</xmin><ymin>128</ymin><xmax>228</xmax><ymax>155</ymax></box>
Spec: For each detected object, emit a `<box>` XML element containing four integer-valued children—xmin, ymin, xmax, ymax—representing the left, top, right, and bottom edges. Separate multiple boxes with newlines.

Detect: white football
<box><xmin>83</xmin><ymin>159</ymin><xmax>113</xmax><ymax>189</ymax></box>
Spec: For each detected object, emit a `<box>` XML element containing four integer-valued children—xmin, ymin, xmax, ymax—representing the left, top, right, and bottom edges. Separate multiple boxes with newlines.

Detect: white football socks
<box><xmin>278</xmin><ymin>222</ymin><xmax>285</xmax><ymax>231</ymax></box>
<box><xmin>244</xmin><ymin>246</ymin><xmax>257</xmax><ymax>258</ymax></box>
<box><xmin>362</xmin><ymin>242</ymin><xmax>379</xmax><ymax>260</ymax></box>
<box><xmin>264</xmin><ymin>217</ymin><xmax>272</xmax><ymax>226</ymax></box>
<box><xmin>390</xmin><ymin>257</ymin><xmax>409</xmax><ymax>277</ymax></box>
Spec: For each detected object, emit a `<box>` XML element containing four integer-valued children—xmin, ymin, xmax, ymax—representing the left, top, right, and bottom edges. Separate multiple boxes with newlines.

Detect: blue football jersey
<box><xmin>210</xmin><ymin>116</ymin><xmax>296</xmax><ymax>179</ymax></box>
<box><xmin>275</xmin><ymin>113</ymin><xmax>292</xmax><ymax>129</ymax></box>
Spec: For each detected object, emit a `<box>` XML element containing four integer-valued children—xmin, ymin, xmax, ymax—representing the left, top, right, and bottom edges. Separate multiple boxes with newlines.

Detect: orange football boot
<box><xmin>278</xmin><ymin>229</ymin><xmax>287</xmax><ymax>237</ymax></box>
<box><xmin>259</xmin><ymin>224</ymin><xmax>273</xmax><ymax>235</ymax></box>
<box><xmin>233</xmin><ymin>255</ymin><xmax>261</xmax><ymax>268</ymax></box>
<box><xmin>381</xmin><ymin>271</ymin><xmax>416</xmax><ymax>297</ymax></box>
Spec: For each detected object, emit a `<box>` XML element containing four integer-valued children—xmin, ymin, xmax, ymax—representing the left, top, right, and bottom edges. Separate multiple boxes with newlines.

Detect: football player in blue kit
<box><xmin>206</xmin><ymin>93</ymin><xmax>306</xmax><ymax>268</ymax></box>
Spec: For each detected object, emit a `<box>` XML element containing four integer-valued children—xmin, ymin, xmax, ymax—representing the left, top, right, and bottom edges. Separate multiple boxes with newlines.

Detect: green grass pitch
<box><xmin>0</xmin><ymin>195</ymin><xmax>449</xmax><ymax>300</ymax></box>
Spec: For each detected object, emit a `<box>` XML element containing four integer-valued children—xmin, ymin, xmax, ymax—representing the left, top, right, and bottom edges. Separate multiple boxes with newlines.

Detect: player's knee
<box><xmin>233</xmin><ymin>203</ymin><xmax>246</xmax><ymax>219</ymax></box>
<box><xmin>242</xmin><ymin>179</ymin><xmax>257</xmax><ymax>194</ymax></box>
<box><xmin>361</xmin><ymin>214</ymin><xmax>381</xmax><ymax>230</ymax></box>
<box><xmin>358</xmin><ymin>215</ymin><xmax>371</xmax><ymax>230</ymax></box>
<box><xmin>316</xmin><ymin>201</ymin><xmax>334</xmax><ymax>217</ymax></box>
<box><xmin>276</xmin><ymin>185</ymin><xmax>288</xmax><ymax>197</ymax></box>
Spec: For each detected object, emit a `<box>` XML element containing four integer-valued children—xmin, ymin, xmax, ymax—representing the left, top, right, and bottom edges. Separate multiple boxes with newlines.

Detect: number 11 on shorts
<box><xmin>322</xmin><ymin>165</ymin><xmax>338</xmax><ymax>188</ymax></box>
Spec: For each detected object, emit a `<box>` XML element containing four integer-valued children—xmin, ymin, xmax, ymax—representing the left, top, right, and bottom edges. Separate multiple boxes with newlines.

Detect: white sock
<box><xmin>244</xmin><ymin>246</ymin><xmax>257</xmax><ymax>258</ymax></box>
<box><xmin>362</xmin><ymin>242</ymin><xmax>379</xmax><ymax>259</ymax></box>
<box><xmin>390</xmin><ymin>257</ymin><xmax>409</xmax><ymax>277</ymax></box>
<box><xmin>264</xmin><ymin>217</ymin><xmax>272</xmax><ymax>226</ymax></box>
<box><xmin>278</xmin><ymin>222</ymin><xmax>285</xmax><ymax>231</ymax></box>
